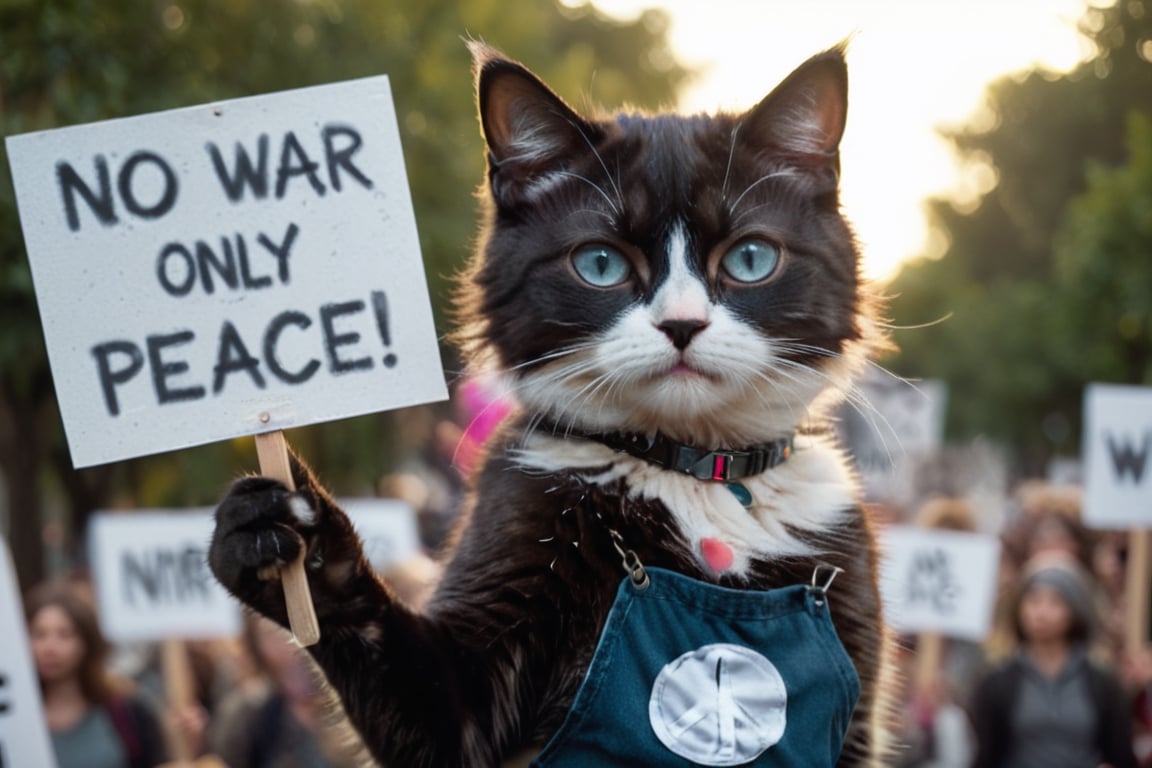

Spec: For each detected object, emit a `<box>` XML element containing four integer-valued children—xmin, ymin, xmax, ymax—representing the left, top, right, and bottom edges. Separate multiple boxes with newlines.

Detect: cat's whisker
<box><xmin>728</xmin><ymin>345</ymin><xmax>866</xmax><ymax>435</ymax></box>
<box><xmin>858</xmin><ymin>358</ymin><xmax>929</xmax><ymax>399</ymax></box>
<box><xmin>847</xmin><ymin>362</ymin><xmax>935</xmax><ymax>468</ymax></box>
<box><xmin>769</xmin><ymin>339</ymin><xmax>840</xmax><ymax>357</ymax></box>
<box><xmin>729</xmin><ymin>192</ymin><xmax>813</xmax><ymax>231</ymax></box>
<box><xmin>700</xmin><ymin>345</ymin><xmax>807</xmax><ymax>431</ymax></box>
<box><xmin>563</xmin><ymin>115</ymin><xmax>626</xmax><ymax>213</ymax></box>
<box><xmin>744</xmin><ymin>362</ymin><xmax>814</xmax><ymax>432</ymax></box>
<box><xmin>720</xmin><ymin>121</ymin><xmax>742</xmax><ymax>203</ymax></box>
<box><xmin>501</xmin><ymin>341</ymin><xmax>599</xmax><ymax>374</ymax></box>
<box><xmin>554</xmin><ymin>171</ymin><xmax>620</xmax><ymax>216</ymax></box>
<box><xmin>767</xmin><ymin>356</ymin><xmax>905</xmax><ymax>469</ymax></box>
<box><xmin>728</xmin><ymin>171</ymin><xmax>796</xmax><ymax>218</ymax></box>
<box><xmin>539</xmin><ymin>318</ymin><xmax>596</xmax><ymax>329</ymax></box>
<box><xmin>569</xmin><ymin>207</ymin><xmax>617</xmax><ymax>225</ymax></box>
<box><xmin>730</xmin><ymin>202</ymin><xmax>777</xmax><ymax>229</ymax></box>
<box><xmin>521</xmin><ymin>409</ymin><xmax>552</xmax><ymax>439</ymax></box>
<box><xmin>561</xmin><ymin>368</ymin><xmax>621</xmax><ymax>428</ymax></box>
<box><xmin>495</xmin><ymin>349</ymin><xmax>626</xmax><ymax>435</ymax></box>
<box><xmin>768</xmin><ymin>340</ymin><xmax>924</xmax><ymax>462</ymax></box>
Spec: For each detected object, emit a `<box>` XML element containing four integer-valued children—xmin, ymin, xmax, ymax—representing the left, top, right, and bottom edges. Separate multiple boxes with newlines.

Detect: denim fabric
<box><xmin>533</xmin><ymin>567</ymin><xmax>859</xmax><ymax>767</ymax></box>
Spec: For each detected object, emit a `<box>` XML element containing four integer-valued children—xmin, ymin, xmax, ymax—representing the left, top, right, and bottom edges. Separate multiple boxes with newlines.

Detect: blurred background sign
<box><xmin>340</xmin><ymin>498</ymin><xmax>421</xmax><ymax>574</ymax></box>
<box><xmin>87</xmin><ymin>499</ymin><xmax>421</xmax><ymax>642</ymax></box>
<box><xmin>879</xmin><ymin>525</ymin><xmax>1001</xmax><ymax>641</ymax></box>
<box><xmin>1083</xmin><ymin>383</ymin><xmax>1152</xmax><ymax>530</ymax></box>
<box><xmin>837</xmin><ymin>369</ymin><xmax>948</xmax><ymax>502</ymax></box>
<box><xmin>88</xmin><ymin>510</ymin><xmax>240</xmax><ymax>643</ymax></box>
<box><xmin>0</xmin><ymin>539</ymin><xmax>58</xmax><ymax>768</ymax></box>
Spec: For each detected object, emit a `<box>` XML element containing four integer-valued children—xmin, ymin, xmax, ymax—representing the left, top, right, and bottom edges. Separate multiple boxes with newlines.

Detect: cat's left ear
<box><xmin>470</xmin><ymin>41</ymin><xmax>598</xmax><ymax>205</ymax></box>
<box><xmin>741</xmin><ymin>44</ymin><xmax>848</xmax><ymax>172</ymax></box>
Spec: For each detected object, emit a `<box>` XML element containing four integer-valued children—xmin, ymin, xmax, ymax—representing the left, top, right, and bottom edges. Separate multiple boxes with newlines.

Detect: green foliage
<box><xmin>1054</xmin><ymin>112</ymin><xmax>1152</xmax><ymax>386</ymax></box>
<box><xmin>887</xmin><ymin>0</ymin><xmax>1152</xmax><ymax>471</ymax></box>
<box><xmin>0</xmin><ymin>0</ymin><xmax>688</xmax><ymax>578</ymax></box>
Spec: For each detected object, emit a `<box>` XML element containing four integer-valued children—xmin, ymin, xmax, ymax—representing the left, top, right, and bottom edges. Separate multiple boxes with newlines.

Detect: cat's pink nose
<box><xmin>700</xmin><ymin>537</ymin><xmax>735</xmax><ymax>573</ymax></box>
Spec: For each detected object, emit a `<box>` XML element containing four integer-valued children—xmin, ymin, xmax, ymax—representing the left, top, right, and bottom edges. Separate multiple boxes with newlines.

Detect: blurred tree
<box><xmin>1054</xmin><ymin>111</ymin><xmax>1152</xmax><ymax>386</ymax></box>
<box><xmin>887</xmin><ymin>0</ymin><xmax>1152</xmax><ymax>474</ymax></box>
<box><xmin>0</xmin><ymin>0</ymin><xmax>688</xmax><ymax>587</ymax></box>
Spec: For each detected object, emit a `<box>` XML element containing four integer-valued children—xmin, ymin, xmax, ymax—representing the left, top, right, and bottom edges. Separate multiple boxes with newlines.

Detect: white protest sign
<box><xmin>836</xmin><ymin>370</ymin><xmax>947</xmax><ymax>499</ymax></box>
<box><xmin>6</xmin><ymin>77</ymin><xmax>447</xmax><ymax>468</ymax></box>
<box><xmin>341</xmin><ymin>498</ymin><xmax>421</xmax><ymax>573</ymax></box>
<box><xmin>879</xmin><ymin>526</ymin><xmax>1001</xmax><ymax>641</ymax></box>
<box><xmin>0</xmin><ymin>539</ymin><xmax>58</xmax><ymax>768</ymax></box>
<box><xmin>1083</xmin><ymin>384</ymin><xmax>1152</xmax><ymax>530</ymax></box>
<box><xmin>88</xmin><ymin>500</ymin><xmax>421</xmax><ymax>641</ymax></box>
<box><xmin>89</xmin><ymin>510</ymin><xmax>241</xmax><ymax>643</ymax></box>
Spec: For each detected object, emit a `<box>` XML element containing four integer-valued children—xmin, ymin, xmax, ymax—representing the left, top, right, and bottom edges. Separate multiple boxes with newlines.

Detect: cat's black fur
<box><xmin>210</xmin><ymin>42</ymin><xmax>893</xmax><ymax>767</ymax></box>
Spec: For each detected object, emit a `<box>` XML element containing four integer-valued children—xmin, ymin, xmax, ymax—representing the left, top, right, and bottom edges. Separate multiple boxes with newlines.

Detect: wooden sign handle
<box><xmin>161</xmin><ymin>638</ymin><xmax>195</xmax><ymax>763</ymax></box>
<box><xmin>913</xmin><ymin>631</ymin><xmax>943</xmax><ymax>702</ymax></box>
<box><xmin>255</xmin><ymin>430</ymin><xmax>321</xmax><ymax>647</ymax></box>
<box><xmin>1125</xmin><ymin>529</ymin><xmax>1150</xmax><ymax>654</ymax></box>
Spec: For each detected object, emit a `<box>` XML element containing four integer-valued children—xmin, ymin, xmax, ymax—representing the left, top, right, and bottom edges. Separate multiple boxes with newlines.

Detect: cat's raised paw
<box><xmin>208</xmin><ymin>475</ymin><xmax>319</xmax><ymax>594</ymax></box>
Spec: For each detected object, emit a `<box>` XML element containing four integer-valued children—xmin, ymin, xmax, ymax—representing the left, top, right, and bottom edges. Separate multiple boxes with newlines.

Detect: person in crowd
<box><xmin>1123</xmin><ymin>644</ymin><xmax>1152</xmax><ymax>766</ymax></box>
<box><xmin>990</xmin><ymin>484</ymin><xmax>1122</xmax><ymax>661</ymax></box>
<box><xmin>1012</xmin><ymin>483</ymin><xmax>1096</xmax><ymax>569</ymax></box>
<box><xmin>969</xmin><ymin>556</ymin><xmax>1137</xmax><ymax>768</ymax></box>
<box><xmin>26</xmin><ymin>580</ymin><xmax>168</xmax><ymax>768</ymax></box>
<box><xmin>208</xmin><ymin>613</ymin><xmax>367</xmax><ymax>768</ymax></box>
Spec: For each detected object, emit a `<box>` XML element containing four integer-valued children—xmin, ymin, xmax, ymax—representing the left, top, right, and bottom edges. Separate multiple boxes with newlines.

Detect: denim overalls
<box><xmin>532</xmin><ymin>566</ymin><xmax>860</xmax><ymax>767</ymax></box>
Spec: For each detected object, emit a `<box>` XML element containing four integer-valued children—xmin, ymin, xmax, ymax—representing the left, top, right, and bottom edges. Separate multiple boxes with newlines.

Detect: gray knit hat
<box><xmin>1014</xmin><ymin>558</ymin><xmax>1097</xmax><ymax>643</ymax></box>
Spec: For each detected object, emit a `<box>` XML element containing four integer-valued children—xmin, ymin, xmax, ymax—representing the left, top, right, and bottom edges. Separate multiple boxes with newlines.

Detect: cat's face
<box><xmin>457</xmin><ymin>43</ymin><xmax>880</xmax><ymax>447</ymax></box>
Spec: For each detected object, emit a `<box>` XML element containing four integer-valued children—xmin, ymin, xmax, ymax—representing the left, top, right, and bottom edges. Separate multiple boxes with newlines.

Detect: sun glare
<box><xmin>584</xmin><ymin>0</ymin><xmax>1091</xmax><ymax>281</ymax></box>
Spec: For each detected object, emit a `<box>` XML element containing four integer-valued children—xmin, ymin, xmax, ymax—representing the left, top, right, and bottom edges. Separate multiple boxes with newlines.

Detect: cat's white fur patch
<box><xmin>288</xmin><ymin>495</ymin><xmax>316</xmax><ymax>526</ymax></box>
<box><xmin>512</xmin><ymin>432</ymin><xmax>857</xmax><ymax>576</ymax></box>
<box><xmin>652</xmin><ymin>225</ymin><xmax>709</xmax><ymax>322</ymax></box>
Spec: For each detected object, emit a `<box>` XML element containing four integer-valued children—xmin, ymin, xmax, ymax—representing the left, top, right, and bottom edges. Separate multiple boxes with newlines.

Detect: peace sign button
<box><xmin>648</xmin><ymin>643</ymin><xmax>788</xmax><ymax>766</ymax></box>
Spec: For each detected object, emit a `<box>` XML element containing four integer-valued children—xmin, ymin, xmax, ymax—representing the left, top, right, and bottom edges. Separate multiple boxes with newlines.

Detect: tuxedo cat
<box><xmin>210</xmin><ymin>42</ymin><xmax>893</xmax><ymax>767</ymax></box>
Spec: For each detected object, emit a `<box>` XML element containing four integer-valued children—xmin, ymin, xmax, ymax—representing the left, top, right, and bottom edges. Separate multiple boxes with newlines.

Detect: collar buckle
<box><xmin>683</xmin><ymin>442</ymin><xmax>791</xmax><ymax>481</ymax></box>
<box><xmin>686</xmin><ymin>450</ymin><xmax>744</xmax><ymax>481</ymax></box>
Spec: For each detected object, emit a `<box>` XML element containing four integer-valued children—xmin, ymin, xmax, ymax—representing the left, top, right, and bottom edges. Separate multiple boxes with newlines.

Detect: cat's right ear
<box><xmin>470</xmin><ymin>41</ymin><xmax>596</xmax><ymax>206</ymax></box>
<box><xmin>740</xmin><ymin>44</ymin><xmax>849</xmax><ymax>177</ymax></box>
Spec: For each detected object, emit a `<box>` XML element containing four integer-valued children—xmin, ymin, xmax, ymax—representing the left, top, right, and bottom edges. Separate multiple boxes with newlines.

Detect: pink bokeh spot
<box><xmin>454</xmin><ymin>378</ymin><xmax>514</xmax><ymax>476</ymax></box>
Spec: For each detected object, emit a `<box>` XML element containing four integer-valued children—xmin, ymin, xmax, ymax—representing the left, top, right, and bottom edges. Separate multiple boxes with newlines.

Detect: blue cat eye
<box><xmin>571</xmin><ymin>244</ymin><xmax>631</xmax><ymax>287</ymax></box>
<box><xmin>721</xmin><ymin>239</ymin><xmax>781</xmax><ymax>283</ymax></box>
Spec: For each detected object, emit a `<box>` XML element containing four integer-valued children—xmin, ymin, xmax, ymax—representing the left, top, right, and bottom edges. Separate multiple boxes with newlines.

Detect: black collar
<box><xmin>535</xmin><ymin>423</ymin><xmax>793</xmax><ymax>482</ymax></box>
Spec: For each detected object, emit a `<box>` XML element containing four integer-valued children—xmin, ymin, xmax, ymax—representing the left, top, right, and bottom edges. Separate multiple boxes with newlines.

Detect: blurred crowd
<box><xmin>889</xmin><ymin>486</ymin><xmax>1152</xmax><ymax>768</ymax></box>
<box><xmin>18</xmin><ymin>381</ymin><xmax>502</xmax><ymax>768</ymax></box>
<box><xmin>19</xmin><ymin>383</ymin><xmax>1152</xmax><ymax>767</ymax></box>
<box><xmin>26</xmin><ymin>578</ymin><xmax>386</xmax><ymax>768</ymax></box>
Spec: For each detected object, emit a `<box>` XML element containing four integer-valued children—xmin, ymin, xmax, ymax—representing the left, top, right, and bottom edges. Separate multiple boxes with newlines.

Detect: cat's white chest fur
<box><xmin>513</xmin><ymin>432</ymin><xmax>857</xmax><ymax>577</ymax></box>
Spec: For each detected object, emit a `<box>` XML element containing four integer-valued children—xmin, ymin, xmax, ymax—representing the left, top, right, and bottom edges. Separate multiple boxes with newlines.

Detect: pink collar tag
<box><xmin>700</xmin><ymin>537</ymin><xmax>735</xmax><ymax>573</ymax></box>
